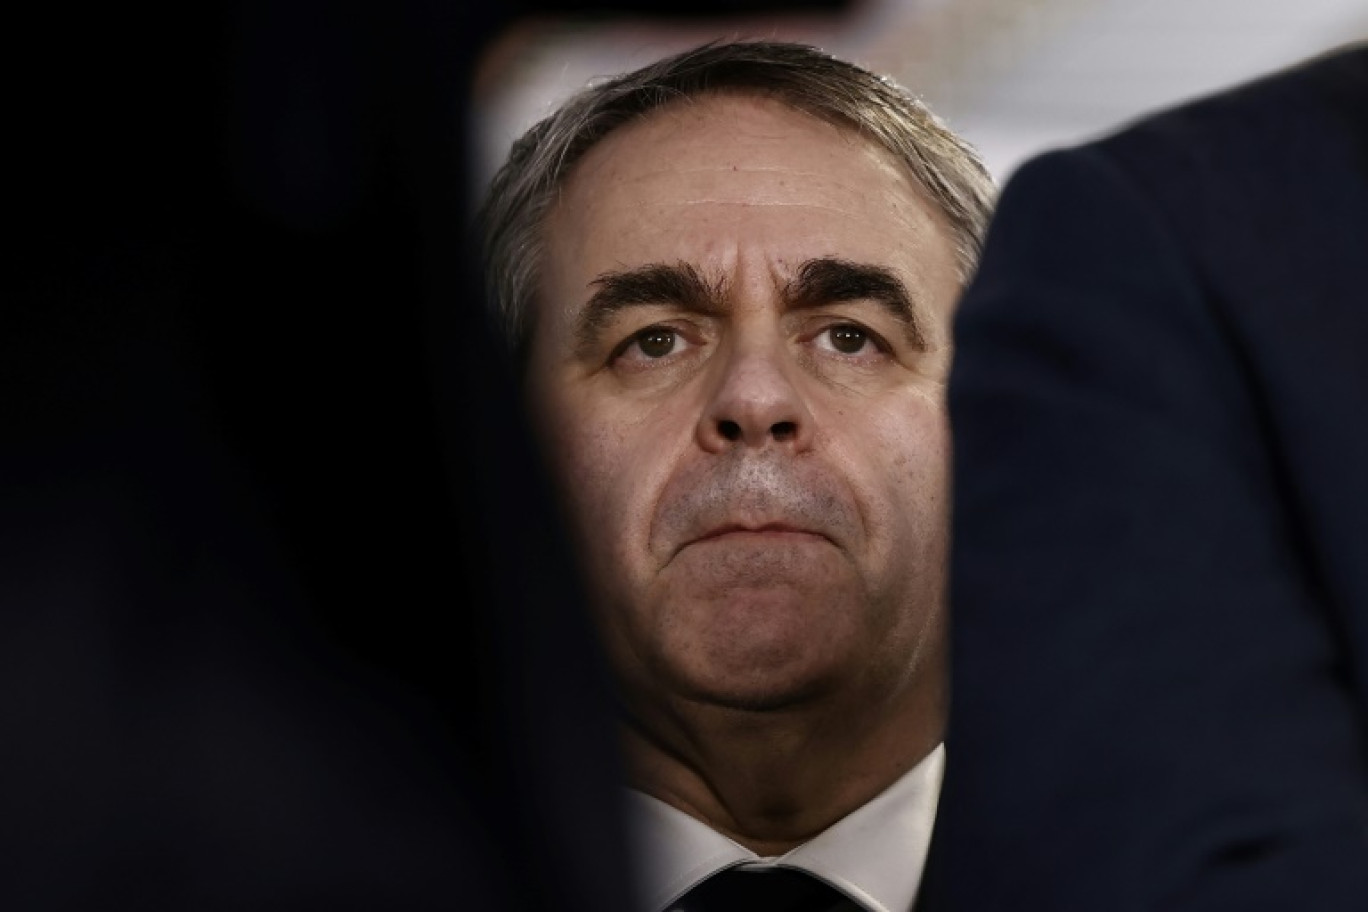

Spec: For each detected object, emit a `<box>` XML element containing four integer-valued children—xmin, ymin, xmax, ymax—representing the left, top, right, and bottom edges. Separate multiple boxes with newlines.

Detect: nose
<box><xmin>696</xmin><ymin>342</ymin><xmax>815</xmax><ymax>452</ymax></box>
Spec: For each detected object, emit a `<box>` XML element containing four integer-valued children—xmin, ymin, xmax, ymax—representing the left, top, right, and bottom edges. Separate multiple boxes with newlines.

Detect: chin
<box><xmin>683</xmin><ymin>680</ymin><xmax>829</xmax><ymax>714</ymax></box>
<box><xmin>644</xmin><ymin>585</ymin><xmax>859</xmax><ymax>709</ymax></box>
<box><xmin>666</xmin><ymin>642</ymin><xmax>846</xmax><ymax>714</ymax></box>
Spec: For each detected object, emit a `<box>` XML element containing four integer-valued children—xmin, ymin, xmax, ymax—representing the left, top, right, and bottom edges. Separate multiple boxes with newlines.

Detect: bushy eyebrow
<box><xmin>575</xmin><ymin>262</ymin><xmax>727</xmax><ymax>353</ymax></box>
<box><xmin>783</xmin><ymin>257</ymin><xmax>927</xmax><ymax>350</ymax></box>
<box><xmin>572</xmin><ymin>256</ymin><xmax>927</xmax><ymax>354</ymax></box>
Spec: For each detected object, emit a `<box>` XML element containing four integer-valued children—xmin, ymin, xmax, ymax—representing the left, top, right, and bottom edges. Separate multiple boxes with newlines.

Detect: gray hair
<box><xmin>477</xmin><ymin>40</ymin><xmax>995</xmax><ymax>357</ymax></box>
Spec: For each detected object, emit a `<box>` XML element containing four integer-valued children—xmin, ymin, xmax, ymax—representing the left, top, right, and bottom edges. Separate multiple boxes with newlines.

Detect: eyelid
<box><xmin>579</xmin><ymin>303</ymin><xmax>692</xmax><ymax>359</ymax></box>
<box><xmin>800</xmin><ymin>315</ymin><xmax>894</xmax><ymax>356</ymax></box>
<box><xmin>798</xmin><ymin>297</ymin><xmax>924</xmax><ymax>347</ymax></box>
<box><xmin>607</xmin><ymin>319</ymin><xmax>707</xmax><ymax>366</ymax></box>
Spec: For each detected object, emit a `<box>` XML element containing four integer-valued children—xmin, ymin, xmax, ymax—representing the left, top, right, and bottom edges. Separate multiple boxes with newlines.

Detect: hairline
<box><xmin>479</xmin><ymin>43</ymin><xmax>994</xmax><ymax>360</ymax></box>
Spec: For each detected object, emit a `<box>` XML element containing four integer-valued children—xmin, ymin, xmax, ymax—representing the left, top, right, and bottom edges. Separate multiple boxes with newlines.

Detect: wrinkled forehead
<box><xmin>536</xmin><ymin>93</ymin><xmax>959</xmax><ymax>325</ymax></box>
<box><xmin>555</xmin><ymin>92</ymin><xmax>919</xmax><ymax>226</ymax></box>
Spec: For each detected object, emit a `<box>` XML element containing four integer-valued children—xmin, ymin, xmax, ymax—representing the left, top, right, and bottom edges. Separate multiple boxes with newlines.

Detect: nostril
<box><xmin>771</xmin><ymin>421</ymin><xmax>797</xmax><ymax>441</ymax></box>
<box><xmin>718</xmin><ymin>419</ymin><xmax>742</xmax><ymax>442</ymax></box>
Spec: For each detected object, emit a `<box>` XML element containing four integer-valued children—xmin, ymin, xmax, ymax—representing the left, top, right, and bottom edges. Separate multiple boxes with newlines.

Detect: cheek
<box><xmin>542</xmin><ymin>409</ymin><xmax>629</xmax><ymax>532</ymax></box>
<box><xmin>538</xmin><ymin>392</ymin><xmax>692</xmax><ymax>565</ymax></box>
<box><xmin>891</xmin><ymin>408</ymin><xmax>949</xmax><ymax>502</ymax></box>
<box><xmin>847</xmin><ymin>395</ymin><xmax>950</xmax><ymax>562</ymax></box>
<box><xmin>858</xmin><ymin>400</ymin><xmax>951</xmax><ymax>669</ymax></box>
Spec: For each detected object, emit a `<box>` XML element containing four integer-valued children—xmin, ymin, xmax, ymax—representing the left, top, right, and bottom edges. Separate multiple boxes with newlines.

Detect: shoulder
<box><xmin>995</xmin><ymin>45</ymin><xmax>1367</xmax><ymax>217</ymax></box>
<box><xmin>974</xmin><ymin>45</ymin><xmax>1368</xmax><ymax>327</ymax></box>
<box><xmin>1090</xmin><ymin>44</ymin><xmax>1366</xmax><ymax>181</ymax></box>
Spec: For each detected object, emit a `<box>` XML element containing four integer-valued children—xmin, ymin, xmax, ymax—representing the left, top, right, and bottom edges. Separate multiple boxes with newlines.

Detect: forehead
<box><xmin>540</xmin><ymin>93</ymin><xmax>958</xmax><ymax>309</ymax></box>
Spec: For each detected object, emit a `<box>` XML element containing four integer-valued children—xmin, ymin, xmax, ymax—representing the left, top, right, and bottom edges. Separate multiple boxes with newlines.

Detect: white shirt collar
<box><xmin>626</xmin><ymin>744</ymin><xmax>945</xmax><ymax>912</ymax></box>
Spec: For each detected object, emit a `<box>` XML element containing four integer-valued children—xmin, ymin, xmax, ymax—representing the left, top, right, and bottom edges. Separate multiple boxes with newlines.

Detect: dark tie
<box><xmin>677</xmin><ymin>866</ymin><xmax>863</xmax><ymax>912</ymax></box>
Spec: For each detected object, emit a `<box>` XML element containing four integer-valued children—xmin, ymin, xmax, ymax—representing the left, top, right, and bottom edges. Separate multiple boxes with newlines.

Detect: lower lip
<box><xmin>699</xmin><ymin>529</ymin><xmax>826</xmax><ymax>544</ymax></box>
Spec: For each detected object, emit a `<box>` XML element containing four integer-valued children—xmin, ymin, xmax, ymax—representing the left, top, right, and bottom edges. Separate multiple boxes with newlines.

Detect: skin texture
<box><xmin>526</xmin><ymin>93</ymin><xmax>960</xmax><ymax>854</ymax></box>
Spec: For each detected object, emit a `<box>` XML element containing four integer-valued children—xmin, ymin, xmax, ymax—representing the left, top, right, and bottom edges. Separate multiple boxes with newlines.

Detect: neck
<box><xmin>624</xmin><ymin>669</ymin><xmax>943</xmax><ymax>855</ymax></box>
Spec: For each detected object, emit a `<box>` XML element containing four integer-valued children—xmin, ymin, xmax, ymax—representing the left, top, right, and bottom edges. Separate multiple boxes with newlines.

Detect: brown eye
<box><xmin>827</xmin><ymin>324</ymin><xmax>868</xmax><ymax>354</ymax></box>
<box><xmin>635</xmin><ymin>327</ymin><xmax>678</xmax><ymax>358</ymax></box>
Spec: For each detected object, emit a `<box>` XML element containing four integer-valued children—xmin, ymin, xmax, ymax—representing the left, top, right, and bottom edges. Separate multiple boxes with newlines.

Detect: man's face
<box><xmin>526</xmin><ymin>94</ymin><xmax>960</xmax><ymax>720</ymax></box>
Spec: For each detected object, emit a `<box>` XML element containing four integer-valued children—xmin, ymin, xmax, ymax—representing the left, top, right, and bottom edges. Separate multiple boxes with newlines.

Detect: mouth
<box><xmin>694</xmin><ymin>522</ymin><xmax>829</xmax><ymax>545</ymax></box>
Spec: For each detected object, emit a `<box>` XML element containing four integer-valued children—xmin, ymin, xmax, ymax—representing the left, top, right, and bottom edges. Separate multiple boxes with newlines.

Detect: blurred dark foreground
<box><xmin>6</xmin><ymin>1</ymin><xmax>604</xmax><ymax>908</ymax></box>
<box><xmin>3</xmin><ymin>1</ymin><xmax>847</xmax><ymax>909</ymax></box>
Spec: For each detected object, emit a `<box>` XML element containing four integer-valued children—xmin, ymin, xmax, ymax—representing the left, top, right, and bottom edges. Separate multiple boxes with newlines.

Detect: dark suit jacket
<box><xmin>925</xmin><ymin>46</ymin><xmax>1368</xmax><ymax>911</ymax></box>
